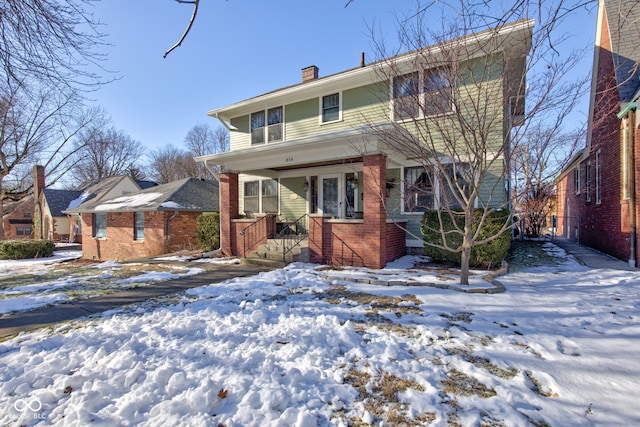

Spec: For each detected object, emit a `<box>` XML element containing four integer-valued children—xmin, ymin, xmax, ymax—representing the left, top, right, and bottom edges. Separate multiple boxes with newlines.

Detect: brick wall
<box><xmin>81</xmin><ymin>211</ymin><xmax>202</xmax><ymax>261</ymax></box>
<box><xmin>220</xmin><ymin>172</ymin><xmax>239</xmax><ymax>257</ymax></box>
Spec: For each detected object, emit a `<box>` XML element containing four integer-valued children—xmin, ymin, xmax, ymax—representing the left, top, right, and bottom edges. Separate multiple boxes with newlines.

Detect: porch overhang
<box><xmin>194</xmin><ymin>124</ymin><xmax>405</xmax><ymax>174</ymax></box>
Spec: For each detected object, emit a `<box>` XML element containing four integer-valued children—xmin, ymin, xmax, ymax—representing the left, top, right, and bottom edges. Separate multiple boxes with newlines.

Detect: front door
<box><xmin>319</xmin><ymin>175</ymin><xmax>340</xmax><ymax>217</ymax></box>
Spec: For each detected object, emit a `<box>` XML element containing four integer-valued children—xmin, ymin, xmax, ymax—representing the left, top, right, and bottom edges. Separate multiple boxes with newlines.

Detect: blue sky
<box><xmin>91</xmin><ymin>0</ymin><xmax>597</xmax><ymax>153</ymax></box>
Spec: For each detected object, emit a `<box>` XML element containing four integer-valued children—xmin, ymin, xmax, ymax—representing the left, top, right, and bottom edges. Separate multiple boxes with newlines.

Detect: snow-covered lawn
<box><xmin>0</xmin><ymin>243</ymin><xmax>639</xmax><ymax>426</ymax></box>
<box><xmin>0</xmin><ymin>251</ymin><xmax>213</xmax><ymax>315</ymax></box>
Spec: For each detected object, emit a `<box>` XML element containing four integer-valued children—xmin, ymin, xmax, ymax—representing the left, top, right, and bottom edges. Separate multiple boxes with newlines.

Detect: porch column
<box><xmin>219</xmin><ymin>172</ymin><xmax>239</xmax><ymax>257</ymax></box>
<box><xmin>363</xmin><ymin>153</ymin><xmax>387</xmax><ymax>268</ymax></box>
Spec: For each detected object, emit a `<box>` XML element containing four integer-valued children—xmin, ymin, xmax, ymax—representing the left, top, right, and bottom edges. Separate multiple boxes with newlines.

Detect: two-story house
<box><xmin>555</xmin><ymin>0</ymin><xmax>640</xmax><ymax>266</ymax></box>
<box><xmin>197</xmin><ymin>20</ymin><xmax>533</xmax><ymax>268</ymax></box>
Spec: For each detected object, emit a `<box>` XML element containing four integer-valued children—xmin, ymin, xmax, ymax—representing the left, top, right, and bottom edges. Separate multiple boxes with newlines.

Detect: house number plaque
<box><xmin>285</xmin><ymin>156</ymin><xmax>294</xmax><ymax>163</ymax></box>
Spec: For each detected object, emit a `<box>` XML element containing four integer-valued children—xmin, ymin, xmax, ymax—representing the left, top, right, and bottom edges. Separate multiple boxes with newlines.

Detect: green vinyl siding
<box><xmin>230</xmin><ymin>115</ymin><xmax>250</xmax><ymax>150</ymax></box>
<box><xmin>342</xmin><ymin>82</ymin><xmax>388</xmax><ymax>127</ymax></box>
<box><xmin>279</xmin><ymin>177</ymin><xmax>307</xmax><ymax>221</ymax></box>
<box><xmin>284</xmin><ymin>99</ymin><xmax>318</xmax><ymax>140</ymax></box>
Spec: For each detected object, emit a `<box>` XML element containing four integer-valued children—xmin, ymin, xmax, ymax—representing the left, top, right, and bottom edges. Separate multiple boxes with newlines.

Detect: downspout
<box><xmin>630</xmin><ymin>108</ymin><xmax>637</xmax><ymax>267</ymax></box>
<box><xmin>618</xmin><ymin>103</ymin><xmax>637</xmax><ymax>267</ymax></box>
<box><xmin>165</xmin><ymin>211</ymin><xmax>179</xmax><ymax>252</ymax></box>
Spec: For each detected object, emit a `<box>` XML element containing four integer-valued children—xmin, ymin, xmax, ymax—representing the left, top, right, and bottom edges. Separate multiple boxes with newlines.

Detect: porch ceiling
<box><xmin>195</xmin><ymin>124</ymin><xmax>405</xmax><ymax>174</ymax></box>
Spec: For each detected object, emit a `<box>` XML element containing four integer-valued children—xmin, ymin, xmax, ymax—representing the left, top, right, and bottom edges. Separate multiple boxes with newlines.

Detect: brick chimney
<box><xmin>302</xmin><ymin>65</ymin><xmax>319</xmax><ymax>82</ymax></box>
<box><xmin>33</xmin><ymin>165</ymin><xmax>45</xmax><ymax>197</ymax></box>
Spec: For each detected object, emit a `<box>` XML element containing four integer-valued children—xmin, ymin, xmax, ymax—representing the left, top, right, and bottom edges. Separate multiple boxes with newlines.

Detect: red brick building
<box><xmin>555</xmin><ymin>0</ymin><xmax>640</xmax><ymax>266</ymax></box>
<box><xmin>65</xmin><ymin>178</ymin><xmax>219</xmax><ymax>261</ymax></box>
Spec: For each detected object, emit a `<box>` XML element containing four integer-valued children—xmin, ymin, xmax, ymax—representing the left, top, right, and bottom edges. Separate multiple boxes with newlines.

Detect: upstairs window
<box><xmin>250</xmin><ymin>111</ymin><xmax>265</xmax><ymax>145</ymax></box>
<box><xmin>322</xmin><ymin>93</ymin><xmax>340</xmax><ymax>123</ymax></box>
<box><xmin>251</xmin><ymin>107</ymin><xmax>283</xmax><ymax>145</ymax></box>
<box><xmin>424</xmin><ymin>67</ymin><xmax>453</xmax><ymax>116</ymax></box>
<box><xmin>574</xmin><ymin>167</ymin><xmax>580</xmax><ymax>195</ymax></box>
<box><xmin>393</xmin><ymin>68</ymin><xmax>455</xmax><ymax>120</ymax></box>
<box><xmin>267</xmin><ymin>107</ymin><xmax>283</xmax><ymax>142</ymax></box>
<box><xmin>393</xmin><ymin>72</ymin><xmax>419</xmax><ymax>120</ymax></box>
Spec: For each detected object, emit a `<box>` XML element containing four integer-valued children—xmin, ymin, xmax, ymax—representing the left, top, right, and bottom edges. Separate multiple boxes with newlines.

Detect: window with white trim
<box><xmin>93</xmin><ymin>213</ymin><xmax>107</xmax><ymax>238</ymax></box>
<box><xmin>393</xmin><ymin>68</ymin><xmax>454</xmax><ymax>121</ymax></box>
<box><xmin>393</xmin><ymin>72</ymin><xmax>419</xmax><ymax>120</ymax></box>
<box><xmin>16</xmin><ymin>226</ymin><xmax>32</xmax><ymax>236</ymax></box>
<box><xmin>261</xmin><ymin>179</ymin><xmax>279</xmax><ymax>213</ymax></box>
<box><xmin>424</xmin><ymin>67</ymin><xmax>453</xmax><ymax>116</ymax></box>
<box><xmin>622</xmin><ymin>117</ymin><xmax>632</xmax><ymax>200</ymax></box>
<box><xmin>250</xmin><ymin>106</ymin><xmax>283</xmax><ymax>145</ymax></box>
<box><xmin>244</xmin><ymin>181</ymin><xmax>259</xmax><ymax>214</ymax></box>
<box><xmin>585</xmin><ymin>160</ymin><xmax>591</xmax><ymax>202</ymax></box>
<box><xmin>404</xmin><ymin>166</ymin><xmax>435</xmax><ymax>213</ymax></box>
<box><xmin>244</xmin><ymin>179</ymin><xmax>279</xmax><ymax>214</ymax></box>
<box><xmin>595</xmin><ymin>149</ymin><xmax>601</xmax><ymax>204</ymax></box>
<box><xmin>134</xmin><ymin>212</ymin><xmax>144</xmax><ymax>241</ymax></box>
<box><xmin>574</xmin><ymin>167</ymin><xmax>580</xmax><ymax>195</ymax></box>
<box><xmin>321</xmin><ymin>93</ymin><xmax>340</xmax><ymax>123</ymax></box>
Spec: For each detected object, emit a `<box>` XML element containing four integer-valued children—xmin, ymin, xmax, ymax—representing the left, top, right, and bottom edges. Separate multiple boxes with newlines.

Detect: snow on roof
<box><xmin>66</xmin><ymin>191</ymin><xmax>91</xmax><ymax>210</ymax></box>
<box><xmin>94</xmin><ymin>192</ymin><xmax>165</xmax><ymax>212</ymax></box>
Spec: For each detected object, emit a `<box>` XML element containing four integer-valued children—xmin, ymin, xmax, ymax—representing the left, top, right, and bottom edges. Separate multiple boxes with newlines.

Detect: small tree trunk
<box><xmin>460</xmin><ymin>245</ymin><xmax>471</xmax><ymax>285</ymax></box>
<box><xmin>459</xmin><ymin>210</ymin><xmax>474</xmax><ymax>285</ymax></box>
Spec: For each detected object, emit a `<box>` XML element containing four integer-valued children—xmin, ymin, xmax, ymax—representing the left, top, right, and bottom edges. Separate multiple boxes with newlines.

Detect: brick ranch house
<box><xmin>64</xmin><ymin>178</ymin><xmax>219</xmax><ymax>261</ymax></box>
<box><xmin>554</xmin><ymin>0</ymin><xmax>640</xmax><ymax>266</ymax></box>
<box><xmin>196</xmin><ymin>20</ymin><xmax>533</xmax><ymax>268</ymax></box>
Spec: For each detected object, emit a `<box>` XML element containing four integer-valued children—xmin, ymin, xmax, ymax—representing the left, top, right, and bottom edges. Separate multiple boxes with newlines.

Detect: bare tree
<box><xmin>184</xmin><ymin>122</ymin><xmax>229</xmax><ymax>179</ymax></box>
<box><xmin>511</xmin><ymin>124</ymin><xmax>585</xmax><ymax>237</ymax></box>
<box><xmin>69</xmin><ymin>112</ymin><xmax>145</xmax><ymax>186</ymax></box>
<box><xmin>0</xmin><ymin>79</ymin><xmax>94</xmax><ymax>239</ymax></box>
<box><xmin>370</xmin><ymin>0</ymin><xmax>592</xmax><ymax>284</ymax></box>
<box><xmin>146</xmin><ymin>145</ymin><xmax>199</xmax><ymax>184</ymax></box>
<box><xmin>0</xmin><ymin>0</ymin><xmax>107</xmax><ymax>91</ymax></box>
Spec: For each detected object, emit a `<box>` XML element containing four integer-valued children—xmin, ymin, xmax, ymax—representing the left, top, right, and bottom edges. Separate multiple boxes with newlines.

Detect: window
<box><xmin>574</xmin><ymin>167</ymin><xmax>580</xmax><ymax>195</ymax></box>
<box><xmin>16</xmin><ymin>227</ymin><xmax>32</xmax><ymax>236</ymax></box>
<box><xmin>322</xmin><ymin>93</ymin><xmax>340</xmax><ymax>123</ymax></box>
<box><xmin>267</xmin><ymin>107</ymin><xmax>283</xmax><ymax>142</ymax></box>
<box><xmin>134</xmin><ymin>212</ymin><xmax>144</xmax><ymax>241</ymax></box>
<box><xmin>244</xmin><ymin>181</ymin><xmax>259</xmax><ymax>214</ymax></box>
<box><xmin>404</xmin><ymin>166</ymin><xmax>435</xmax><ymax>213</ymax></box>
<box><xmin>622</xmin><ymin>117</ymin><xmax>632</xmax><ymax>199</ymax></box>
<box><xmin>440</xmin><ymin>163</ymin><xmax>470</xmax><ymax>209</ymax></box>
<box><xmin>585</xmin><ymin>160</ymin><xmax>591</xmax><ymax>202</ymax></box>
<box><xmin>393</xmin><ymin>72</ymin><xmax>419</xmax><ymax>120</ymax></box>
<box><xmin>93</xmin><ymin>213</ymin><xmax>107</xmax><ymax>238</ymax></box>
<box><xmin>424</xmin><ymin>67</ymin><xmax>453</xmax><ymax>116</ymax></box>
<box><xmin>393</xmin><ymin>68</ymin><xmax>454</xmax><ymax>120</ymax></box>
<box><xmin>22</xmin><ymin>211</ymin><xmax>31</xmax><ymax>218</ymax></box>
<box><xmin>251</xmin><ymin>107</ymin><xmax>283</xmax><ymax>145</ymax></box>
<box><xmin>261</xmin><ymin>179</ymin><xmax>279</xmax><ymax>213</ymax></box>
<box><xmin>250</xmin><ymin>111</ymin><xmax>265</xmax><ymax>144</ymax></box>
<box><xmin>595</xmin><ymin>149</ymin><xmax>601</xmax><ymax>204</ymax></box>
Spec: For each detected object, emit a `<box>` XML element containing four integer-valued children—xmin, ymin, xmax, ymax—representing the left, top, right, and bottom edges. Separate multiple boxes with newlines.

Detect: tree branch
<box><xmin>164</xmin><ymin>0</ymin><xmax>200</xmax><ymax>58</ymax></box>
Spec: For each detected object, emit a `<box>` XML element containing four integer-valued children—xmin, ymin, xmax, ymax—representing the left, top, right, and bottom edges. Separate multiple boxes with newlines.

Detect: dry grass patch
<box><xmin>343</xmin><ymin>369</ymin><xmax>430</xmax><ymax>426</ymax></box>
<box><xmin>524</xmin><ymin>370</ymin><xmax>557</xmax><ymax>397</ymax></box>
<box><xmin>441</xmin><ymin>369</ymin><xmax>496</xmax><ymax>398</ymax></box>
<box><xmin>316</xmin><ymin>284</ymin><xmax>423</xmax><ymax>318</ymax></box>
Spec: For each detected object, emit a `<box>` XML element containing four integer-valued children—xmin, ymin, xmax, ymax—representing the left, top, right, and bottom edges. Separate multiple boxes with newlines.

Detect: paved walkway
<box><xmin>552</xmin><ymin>238</ymin><xmax>637</xmax><ymax>271</ymax></box>
<box><xmin>0</xmin><ymin>261</ymin><xmax>272</xmax><ymax>340</ymax></box>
